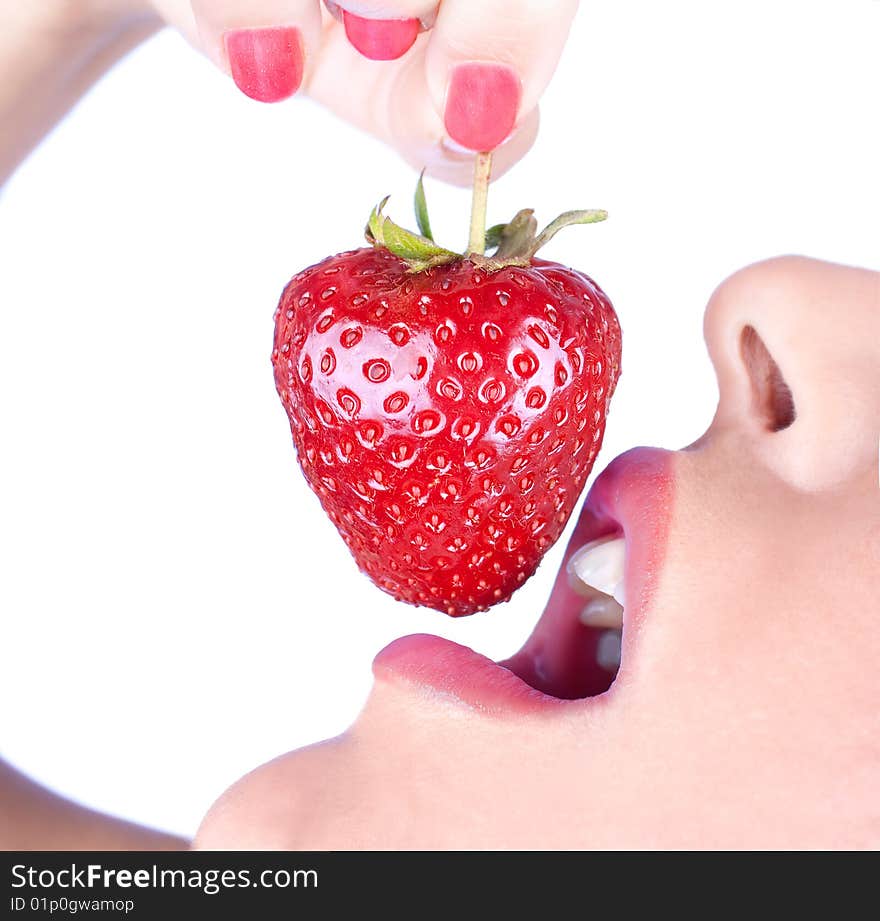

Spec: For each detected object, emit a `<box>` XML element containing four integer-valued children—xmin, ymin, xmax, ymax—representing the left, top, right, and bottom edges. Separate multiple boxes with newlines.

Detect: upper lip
<box><xmin>372</xmin><ymin>446</ymin><xmax>675</xmax><ymax>713</ymax></box>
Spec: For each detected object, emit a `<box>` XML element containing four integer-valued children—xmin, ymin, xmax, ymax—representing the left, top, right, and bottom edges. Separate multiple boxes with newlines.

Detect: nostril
<box><xmin>740</xmin><ymin>326</ymin><xmax>796</xmax><ymax>432</ymax></box>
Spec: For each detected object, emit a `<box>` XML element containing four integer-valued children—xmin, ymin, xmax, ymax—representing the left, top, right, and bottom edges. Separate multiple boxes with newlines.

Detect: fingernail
<box><xmin>444</xmin><ymin>62</ymin><xmax>521</xmax><ymax>152</ymax></box>
<box><xmin>224</xmin><ymin>27</ymin><xmax>304</xmax><ymax>103</ymax></box>
<box><xmin>439</xmin><ymin>137</ymin><xmax>474</xmax><ymax>158</ymax></box>
<box><xmin>342</xmin><ymin>11</ymin><xmax>419</xmax><ymax>61</ymax></box>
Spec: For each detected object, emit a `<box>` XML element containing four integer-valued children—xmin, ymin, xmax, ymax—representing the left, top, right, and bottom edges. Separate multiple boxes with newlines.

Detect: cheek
<box><xmin>622</xmin><ymin>446</ymin><xmax>878</xmax><ymax>790</ymax></box>
<box><xmin>635</xmin><ymin>448</ymin><xmax>816</xmax><ymax>697</ymax></box>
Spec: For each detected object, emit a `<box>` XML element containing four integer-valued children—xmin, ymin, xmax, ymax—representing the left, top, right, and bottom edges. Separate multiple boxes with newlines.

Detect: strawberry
<box><xmin>272</xmin><ymin>156</ymin><xmax>620</xmax><ymax>616</ymax></box>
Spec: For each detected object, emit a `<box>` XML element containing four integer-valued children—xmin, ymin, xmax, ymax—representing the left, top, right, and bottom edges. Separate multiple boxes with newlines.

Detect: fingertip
<box><xmin>415</xmin><ymin>109</ymin><xmax>539</xmax><ymax>187</ymax></box>
<box><xmin>475</xmin><ymin>107</ymin><xmax>539</xmax><ymax>179</ymax></box>
<box><xmin>442</xmin><ymin>62</ymin><xmax>522</xmax><ymax>151</ymax></box>
<box><xmin>422</xmin><ymin>0</ymin><xmax>575</xmax><ymax>152</ymax></box>
<box><xmin>190</xmin><ymin>0</ymin><xmax>324</xmax><ymax>102</ymax></box>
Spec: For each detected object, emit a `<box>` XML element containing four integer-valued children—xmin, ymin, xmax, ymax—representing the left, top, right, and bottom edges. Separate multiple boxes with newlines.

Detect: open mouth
<box><xmin>372</xmin><ymin>446</ymin><xmax>674</xmax><ymax>710</ymax></box>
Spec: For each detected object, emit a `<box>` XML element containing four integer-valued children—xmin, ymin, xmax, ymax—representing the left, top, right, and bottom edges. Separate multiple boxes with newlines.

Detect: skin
<box><xmin>2</xmin><ymin>5</ymin><xmax>877</xmax><ymax>850</ymax></box>
<box><xmin>194</xmin><ymin>256</ymin><xmax>880</xmax><ymax>849</ymax></box>
<box><xmin>0</xmin><ymin>760</ymin><xmax>183</xmax><ymax>850</ymax></box>
<box><xmin>0</xmin><ymin>0</ymin><xmax>581</xmax><ymax>186</ymax></box>
<box><xmin>0</xmin><ymin>0</ymin><xmax>576</xmax><ymax>849</ymax></box>
<box><xmin>0</xmin><ymin>2</ymin><xmax>159</xmax><ymax>182</ymax></box>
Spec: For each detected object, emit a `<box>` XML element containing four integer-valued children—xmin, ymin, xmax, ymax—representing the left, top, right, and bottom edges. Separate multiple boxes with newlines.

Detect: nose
<box><xmin>702</xmin><ymin>255</ymin><xmax>880</xmax><ymax>489</ymax></box>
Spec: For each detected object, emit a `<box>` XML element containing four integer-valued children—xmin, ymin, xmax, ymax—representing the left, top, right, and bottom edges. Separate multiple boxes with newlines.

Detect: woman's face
<box><xmin>196</xmin><ymin>256</ymin><xmax>879</xmax><ymax>849</ymax></box>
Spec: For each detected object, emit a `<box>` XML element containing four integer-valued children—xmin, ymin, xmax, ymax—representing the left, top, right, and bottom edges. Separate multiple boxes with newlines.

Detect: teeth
<box><xmin>596</xmin><ymin>630</ymin><xmax>622</xmax><ymax>672</ymax></box>
<box><xmin>567</xmin><ymin>536</ymin><xmax>626</xmax><ymax>607</ymax></box>
<box><xmin>579</xmin><ymin>595</ymin><xmax>624</xmax><ymax>629</ymax></box>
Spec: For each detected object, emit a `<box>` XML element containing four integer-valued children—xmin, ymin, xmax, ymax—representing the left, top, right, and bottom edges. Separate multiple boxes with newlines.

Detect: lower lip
<box><xmin>372</xmin><ymin>447</ymin><xmax>675</xmax><ymax>714</ymax></box>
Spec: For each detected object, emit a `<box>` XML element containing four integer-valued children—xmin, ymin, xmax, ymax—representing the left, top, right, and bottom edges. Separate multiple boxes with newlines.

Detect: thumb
<box><xmin>423</xmin><ymin>0</ymin><xmax>579</xmax><ymax>151</ymax></box>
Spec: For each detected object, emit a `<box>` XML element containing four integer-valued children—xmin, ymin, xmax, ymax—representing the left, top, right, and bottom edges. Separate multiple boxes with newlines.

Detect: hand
<box><xmin>153</xmin><ymin>0</ymin><xmax>580</xmax><ymax>184</ymax></box>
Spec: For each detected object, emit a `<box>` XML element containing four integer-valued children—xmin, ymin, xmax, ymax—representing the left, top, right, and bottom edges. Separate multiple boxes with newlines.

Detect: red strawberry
<box><xmin>272</xmin><ymin>158</ymin><xmax>620</xmax><ymax>616</ymax></box>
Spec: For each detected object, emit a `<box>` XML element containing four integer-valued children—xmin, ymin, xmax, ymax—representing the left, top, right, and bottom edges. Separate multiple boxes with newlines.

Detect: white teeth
<box><xmin>596</xmin><ymin>630</ymin><xmax>623</xmax><ymax>671</ymax></box>
<box><xmin>567</xmin><ymin>537</ymin><xmax>626</xmax><ymax>606</ymax></box>
<box><xmin>579</xmin><ymin>595</ymin><xmax>624</xmax><ymax>630</ymax></box>
<box><xmin>569</xmin><ymin>537</ymin><xmax>626</xmax><ymax>672</ymax></box>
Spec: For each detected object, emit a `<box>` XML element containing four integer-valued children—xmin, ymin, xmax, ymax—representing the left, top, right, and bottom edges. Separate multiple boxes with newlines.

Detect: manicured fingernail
<box><xmin>440</xmin><ymin>137</ymin><xmax>474</xmax><ymax>158</ymax></box>
<box><xmin>224</xmin><ymin>27</ymin><xmax>304</xmax><ymax>103</ymax></box>
<box><xmin>342</xmin><ymin>11</ymin><xmax>419</xmax><ymax>61</ymax></box>
<box><xmin>444</xmin><ymin>62</ymin><xmax>521</xmax><ymax>151</ymax></box>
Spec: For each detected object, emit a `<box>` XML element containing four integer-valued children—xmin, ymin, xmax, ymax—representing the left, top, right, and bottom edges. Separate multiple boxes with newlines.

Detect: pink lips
<box><xmin>373</xmin><ymin>447</ymin><xmax>675</xmax><ymax>712</ymax></box>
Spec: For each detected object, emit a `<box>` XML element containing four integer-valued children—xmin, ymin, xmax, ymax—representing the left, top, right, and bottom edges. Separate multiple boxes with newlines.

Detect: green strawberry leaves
<box><xmin>365</xmin><ymin>170</ymin><xmax>608</xmax><ymax>273</ymax></box>
<box><xmin>528</xmin><ymin>209</ymin><xmax>608</xmax><ymax>257</ymax></box>
<box><xmin>491</xmin><ymin>209</ymin><xmax>538</xmax><ymax>259</ymax></box>
<box><xmin>484</xmin><ymin>224</ymin><xmax>507</xmax><ymax>251</ymax></box>
<box><xmin>365</xmin><ymin>196</ymin><xmax>458</xmax><ymax>272</ymax></box>
<box><xmin>414</xmin><ymin>170</ymin><xmax>434</xmax><ymax>242</ymax></box>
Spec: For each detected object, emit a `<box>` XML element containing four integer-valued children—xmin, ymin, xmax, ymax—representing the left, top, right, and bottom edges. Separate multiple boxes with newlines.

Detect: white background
<box><xmin>1</xmin><ymin>0</ymin><xmax>877</xmax><ymax>838</ymax></box>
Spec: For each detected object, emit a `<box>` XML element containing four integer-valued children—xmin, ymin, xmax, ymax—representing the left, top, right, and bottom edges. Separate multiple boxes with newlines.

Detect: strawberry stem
<box><xmin>467</xmin><ymin>151</ymin><xmax>493</xmax><ymax>256</ymax></box>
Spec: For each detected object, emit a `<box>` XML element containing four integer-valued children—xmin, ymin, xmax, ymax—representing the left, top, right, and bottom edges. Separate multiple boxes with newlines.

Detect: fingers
<box><xmin>189</xmin><ymin>0</ymin><xmax>324</xmax><ymax>101</ymax></box>
<box><xmin>315</xmin><ymin>0</ymin><xmax>576</xmax><ymax>178</ymax></box>
<box><xmin>425</xmin><ymin>0</ymin><xmax>579</xmax><ymax>150</ymax></box>
<box><xmin>330</xmin><ymin>0</ymin><xmax>578</xmax><ymax>149</ymax></box>
<box><xmin>386</xmin><ymin>62</ymin><xmax>541</xmax><ymax>187</ymax></box>
<box><xmin>180</xmin><ymin>0</ymin><xmax>574</xmax><ymax>182</ymax></box>
<box><xmin>304</xmin><ymin>22</ymin><xmax>539</xmax><ymax>185</ymax></box>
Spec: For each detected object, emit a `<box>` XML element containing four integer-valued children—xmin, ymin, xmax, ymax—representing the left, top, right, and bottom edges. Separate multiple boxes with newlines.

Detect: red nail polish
<box><xmin>444</xmin><ymin>62</ymin><xmax>522</xmax><ymax>152</ymax></box>
<box><xmin>224</xmin><ymin>27</ymin><xmax>304</xmax><ymax>103</ymax></box>
<box><xmin>342</xmin><ymin>11</ymin><xmax>419</xmax><ymax>61</ymax></box>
